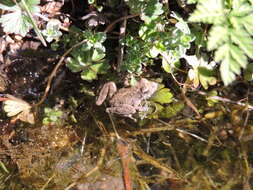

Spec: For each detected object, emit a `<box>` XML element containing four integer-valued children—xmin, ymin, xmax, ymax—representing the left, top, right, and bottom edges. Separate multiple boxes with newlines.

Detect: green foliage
<box><xmin>189</xmin><ymin>0</ymin><xmax>253</xmax><ymax>85</ymax></box>
<box><xmin>43</xmin><ymin>107</ymin><xmax>63</xmax><ymax>126</ymax></box>
<box><xmin>187</xmin><ymin>0</ymin><xmax>199</xmax><ymax>4</ymax></box>
<box><xmin>146</xmin><ymin>85</ymin><xmax>177</xmax><ymax>119</ymax></box>
<box><xmin>64</xmin><ymin>29</ymin><xmax>110</xmax><ymax>81</ymax></box>
<box><xmin>126</xmin><ymin>0</ymin><xmax>164</xmax><ymax>24</ymax></box>
<box><xmin>206</xmin><ymin>90</ymin><xmax>219</xmax><ymax>107</ymax></box>
<box><xmin>0</xmin><ymin>0</ymin><xmax>46</xmax><ymax>45</ymax></box>
<box><xmin>122</xmin><ymin>1</ymin><xmax>195</xmax><ymax>74</ymax></box>
<box><xmin>159</xmin><ymin>102</ymin><xmax>184</xmax><ymax>118</ymax></box>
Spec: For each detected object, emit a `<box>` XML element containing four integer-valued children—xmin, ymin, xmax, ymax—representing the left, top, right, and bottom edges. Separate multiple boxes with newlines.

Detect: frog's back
<box><xmin>109</xmin><ymin>87</ymin><xmax>142</xmax><ymax>106</ymax></box>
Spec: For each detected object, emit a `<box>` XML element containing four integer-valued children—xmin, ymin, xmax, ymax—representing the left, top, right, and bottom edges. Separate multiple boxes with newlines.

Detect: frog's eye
<box><xmin>140</xmin><ymin>85</ymin><xmax>149</xmax><ymax>94</ymax></box>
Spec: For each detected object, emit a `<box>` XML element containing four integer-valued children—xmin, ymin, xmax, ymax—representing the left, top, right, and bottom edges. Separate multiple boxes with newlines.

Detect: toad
<box><xmin>96</xmin><ymin>78</ymin><xmax>158</xmax><ymax>119</ymax></box>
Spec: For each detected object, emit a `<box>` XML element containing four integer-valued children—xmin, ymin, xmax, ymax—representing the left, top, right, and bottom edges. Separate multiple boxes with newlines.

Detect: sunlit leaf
<box><xmin>151</xmin><ymin>88</ymin><xmax>173</xmax><ymax>104</ymax></box>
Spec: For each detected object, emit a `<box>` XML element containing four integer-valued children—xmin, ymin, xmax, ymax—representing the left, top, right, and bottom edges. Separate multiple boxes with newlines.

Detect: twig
<box><xmin>116</xmin><ymin>139</ymin><xmax>133</xmax><ymax>190</ymax></box>
<box><xmin>197</xmin><ymin>91</ymin><xmax>253</xmax><ymax>110</ymax></box>
<box><xmin>156</xmin><ymin>118</ymin><xmax>208</xmax><ymax>143</ymax></box>
<box><xmin>40</xmin><ymin>174</ymin><xmax>56</xmax><ymax>190</ymax></box>
<box><xmin>104</xmin><ymin>14</ymin><xmax>139</xmax><ymax>33</ymax></box>
<box><xmin>33</xmin><ymin>39</ymin><xmax>87</xmax><ymax>107</ymax></box>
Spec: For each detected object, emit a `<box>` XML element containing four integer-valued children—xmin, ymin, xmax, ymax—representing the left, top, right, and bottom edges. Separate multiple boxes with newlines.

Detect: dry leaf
<box><xmin>3</xmin><ymin>94</ymin><xmax>35</xmax><ymax>124</ymax></box>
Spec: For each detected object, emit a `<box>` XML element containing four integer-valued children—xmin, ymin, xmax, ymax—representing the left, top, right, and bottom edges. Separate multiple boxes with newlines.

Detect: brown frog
<box><xmin>96</xmin><ymin>78</ymin><xmax>158</xmax><ymax>119</ymax></box>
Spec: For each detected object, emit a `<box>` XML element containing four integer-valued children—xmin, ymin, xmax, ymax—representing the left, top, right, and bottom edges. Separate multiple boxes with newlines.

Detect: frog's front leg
<box><xmin>106</xmin><ymin>104</ymin><xmax>137</xmax><ymax>119</ymax></box>
<box><xmin>96</xmin><ymin>82</ymin><xmax>117</xmax><ymax>106</ymax></box>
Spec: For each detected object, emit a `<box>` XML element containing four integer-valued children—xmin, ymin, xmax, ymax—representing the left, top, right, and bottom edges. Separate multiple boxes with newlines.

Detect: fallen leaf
<box><xmin>2</xmin><ymin>94</ymin><xmax>35</xmax><ymax>124</ymax></box>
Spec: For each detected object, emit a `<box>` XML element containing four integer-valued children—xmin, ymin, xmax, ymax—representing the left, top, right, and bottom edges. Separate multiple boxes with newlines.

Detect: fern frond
<box><xmin>207</xmin><ymin>25</ymin><xmax>228</xmax><ymax>50</ymax></box>
<box><xmin>189</xmin><ymin>0</ymin><xmax>225</xmax><ymax>24</ymax></box>
<box><xmin>215</xmin><ymin>42</ymin><xmax>249</xmax><ymax>85</ymax></box>
<box><xmin>230</xmin><ymin>28</ymin><xmax>253</xmax><ymax>59</ymax></box>
<box><xmin>216</xmin><ymin>45</ymin><xmax>236</xmax><ymax>85</ymax></box>
<box><xmin>232</xmin><ymin>0</ymin><xmax>252</xmax><ymax>16</ymax></box>
<box><xmin>241</xmin><ymin>13</ymin><xmax>253</xmax><ymax>35</ymax></box>
<box><xmin>230</xmin><ymin>43</ymin><xmax>247</xmax><ymax>68</ymax></box>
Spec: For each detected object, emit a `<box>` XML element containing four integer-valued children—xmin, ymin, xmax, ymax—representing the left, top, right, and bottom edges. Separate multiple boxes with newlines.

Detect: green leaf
<box><xmin>159</xmin><ymin>102</ymin><xmax>184</xmax><ymax>119</ymax></box>
<box><xmin>80</xmin><ymin>62</ymin><xmax>109</xmax><ymax>81</ymax></box>
<box><xmin>151</xmin><ymin>88</ymin><xmax>173</xmax><ymax>104</ymax></box>
<box><xmin>198</xmin><ymin>67</ymin><xmax>217</xmax><ymax>89</ymax></box>
<box><xmin>81</xmin><ymin>68</ymin><xmax>97</xmax><ymax>81</ymax></box>
<box><xmin>141</xmin><ymin>0</ymin><xmax>164</xmax><ymax>23</ymax></box>
<box><xmin>92</xmin><ymin>48</ymin><xmax>105</xmax><ymax>62</ymax></box>
<box><xmin>66</xmin><ymin>57</ymin><xmax>89</xmax><ymax>73</ymax></box>
<box><xmin>162</xmin><ymin>57</ymin><xmax>172</xmax><ymax>73</ymax></box>
<box><xmin>0</xmin><ymin>10</ymin><xmax>30</xmax><ymax>36</ymax></box>
<box><xmin>94</xmin><ymin>32</ymin><xmax>107</xmax><ymax>43</ymax></box>
<box><xmin>0</xmin><ymin>1</ymin><xmax>17</xmax><ymax>11</ymax></box>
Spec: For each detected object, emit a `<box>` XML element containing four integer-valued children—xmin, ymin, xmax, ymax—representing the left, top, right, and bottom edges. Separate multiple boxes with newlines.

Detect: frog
<box><xmin>96</xmin><ymin>78</ymin><xmax>158</xmax><ymax>119</ymax></box>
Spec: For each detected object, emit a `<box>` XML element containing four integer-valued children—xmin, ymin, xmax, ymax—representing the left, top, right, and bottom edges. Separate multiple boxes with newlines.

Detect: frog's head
<box><xmin>139</xmin><ymin>78</ymin><xmax>158</xmax><ymax>99</ymax></box>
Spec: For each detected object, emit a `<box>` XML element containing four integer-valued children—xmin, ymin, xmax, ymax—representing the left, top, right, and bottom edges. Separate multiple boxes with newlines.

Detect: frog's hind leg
<box><xmin>96</xmin><ymin>82</ymin><xmax>117</xmax><ymax>105</ymax></box>
<box><xmin>106</xmin><ymin>105</ymin><xmax>137</xmax><ymax>120</ymax></box>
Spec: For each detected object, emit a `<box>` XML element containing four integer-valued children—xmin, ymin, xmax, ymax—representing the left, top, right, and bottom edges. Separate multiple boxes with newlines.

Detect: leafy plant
<box><xmin>64</xmin><ymin>28</ymin><xmax>110</xmax><ymax>81</ymax></box>
<box><xmin>189</xmin><ymin>0</ymin><xmax>253</xmax><ymax>85</ymax></box>
<box><xmin>42</xmin><ymin>107</ymin><xmax>63</xmax><ymax>126</ymax></box>
<box><xmin>185</xmin><ymin>55</ymin><xmax>217</xmax><ymax>89</ymax></box>
<box><xmin>122</xmin><ymin>0</ymin><xmax>195</xmax><ymax>74</ymax></box>
<box><xmin>0</xmin><ymin>0</ymin><xmax>46</xmax><ymax>46</ymax></box>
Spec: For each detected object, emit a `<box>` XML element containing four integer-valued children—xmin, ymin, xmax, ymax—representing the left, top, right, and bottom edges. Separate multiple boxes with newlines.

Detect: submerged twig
<box><xmin>116</xmin><ymin>139</ymin><xmax>133</xmax><ymax>190</ymax></box>
<box><xmin>133</xmin><ymin>145</ymin><xmax>183</xmax><ymax>180</ymax></box>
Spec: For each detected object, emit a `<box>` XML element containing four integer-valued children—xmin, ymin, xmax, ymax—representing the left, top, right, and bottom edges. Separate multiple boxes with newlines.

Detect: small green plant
<box><xmin>63</xmin><ymin>28</ymin><xmax>110</xmax><ymax>81</ymax></box>
<box><xmin>189</xmin><ymin>0</ymin><xmax>253</xmax><ymax>85</ymax></box>
<box><xmin>42</xmin><ymin>19</ymin><xmax>62</xmax><ymax>42</ymax></box>
<box><xmin>43</xmin><ymin>107</ymin><xmax>63</xmax><ymax>126</ymax></box>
